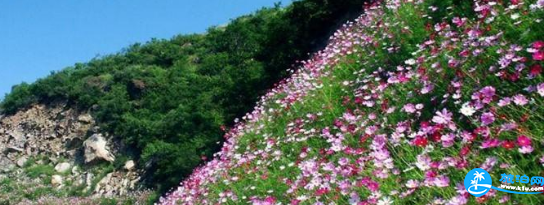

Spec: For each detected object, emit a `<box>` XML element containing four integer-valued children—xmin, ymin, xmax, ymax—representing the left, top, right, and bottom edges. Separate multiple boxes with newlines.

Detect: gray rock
<box><xmin>55</xmin><ymin>162</ymin><xmax>71</xmax><ymax>173</ymax></box>
<box><xmin>124</xmin><ymin>160</ymin><xmax>135</xmax><ymax>171</ymax></box>
<box><xmin>16</xmin><ymin>157</ymin><xmax>27</xmax><ymax>167</ymax></box>
<box><xmin>83</xmin><ymin>134</ymin><xmax>115</xmax><ymax>163</ymax></box>
<box><xmin>77</xmin><ymin>114</ymin><xmax>93</xmax><ymax>123</ymax></box>
<box><xmin>51</xmin><ymin>175</ymin><xmax>63</xmax><ymax>186</ymax></box>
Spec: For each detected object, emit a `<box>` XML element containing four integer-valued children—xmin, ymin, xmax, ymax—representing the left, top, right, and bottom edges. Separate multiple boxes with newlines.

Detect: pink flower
<box><xmin>433</xmin><ymin>109</ymin><xmax>453</xmax><ymax>125</ymax></box>
<box><xmin>434</xmin><ymin>175</ymin><xmax>450</xmax><ymax>187</ymax></box>
<box><xmin>517</xmin><ymin>135</ymin><xmax>532</xmax><ymax>146</ymax></box>
<box><xmin>533</xmin><ymin>51</ymin><xmax>544</xmax><ymax>61</ymax></box>
<box><xmin>512</xmin><ymin>94</ymin><xmax>529</xmax><ymax>105</ymax></box>
<box><xmin>498</xmin><ymin>97</ymin><xmax>511</xmax><ymax>107</ymax></box>
<box><xmin>481</xmin><ymin>138</ymin><xmax>500</xmax><ymax>149</ymax></box>
<box><xmin>441</xmin><ymin>133</ymin><xmax>455</xmax><ymax>148</ymax></box>
<box><xmin>480</xmin><ymin>112</ymin><xmax>495</xmax><ymax>126</ymax></box>
<box><xmin>403</xmin><ymin>103</ymin><xmax>416</xmax><ymax>113</ymax></box>
<box><xmin>406</xmin><ymin>180</ymin><xmax>420</xmax><ymax>189</ymax></box>
<box><xmin>537</xmin><ymin>83</ymin><xmax>544</xmax><ymax>97</ymax></box>
<box><xmin>518</xmin><ymin>145</ymin><xmax>534</xmax><ymax>154</ymax></box>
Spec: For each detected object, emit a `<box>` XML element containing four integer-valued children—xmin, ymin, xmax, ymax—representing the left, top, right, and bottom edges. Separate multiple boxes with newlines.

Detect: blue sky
<box><xmin>0</xmin><ymin>0</ymin><xmax>291</xmax><ymax>98</ymax></box>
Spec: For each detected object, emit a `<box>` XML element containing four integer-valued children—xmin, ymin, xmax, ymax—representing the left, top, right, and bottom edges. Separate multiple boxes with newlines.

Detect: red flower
<box><xmin>530</xmin><ymin>64</ymin><xmax>542</xmax><ymax>76</ymax></box>
<box><xmin>430</xmin><ymin>132</ymin><xmax>441</xmax><ymax>142</ymax></box>
<box><xmin>460</xmin><ymin>146</ymin><xmax>471</xmax><ymax>156</ymax></box>
<box><xmin>414</xmin><ymin>137</ymin><xmax>429</xmax><ymax>147</ymax></box>
<box><xmin>315</xmin><ymin>188</ymin><xmax>329</xmax><ymax>196</ymax></box>
<box><xmin>517</xmin><ymin>135</ymin><xmax>532</xmax><ymax>147</ymax></box>
<box><xmin>501</xmin><ymin>140</ymin><xmax>515</xmax><ymax>150</ymax></box>
<box><xmin>511</xmin><ymin>0</ymin><xmax>520</xmax><ymax>5</ymax></box>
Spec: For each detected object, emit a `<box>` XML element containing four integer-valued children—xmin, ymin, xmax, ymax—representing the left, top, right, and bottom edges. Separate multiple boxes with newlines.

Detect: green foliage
<box><xmin>24</xmin><ymin>164</ymin><xmax>56</xmax><ymax>179</ymax></box>
<box><xmin>0</xmin><ymin>0</ymin><xmax>368</xmax><ymax>193</ymax></box>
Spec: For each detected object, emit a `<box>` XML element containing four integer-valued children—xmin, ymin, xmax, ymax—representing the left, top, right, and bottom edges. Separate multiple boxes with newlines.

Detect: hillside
<box><xmin>0</xmin><ymin>1</ymin><xmax>366</xmax><ymax>201</ymax></box>
<box><xmin>160</xmin><ymin>0</ymin><xmax>544</xmax><ymax>204</ymax></box>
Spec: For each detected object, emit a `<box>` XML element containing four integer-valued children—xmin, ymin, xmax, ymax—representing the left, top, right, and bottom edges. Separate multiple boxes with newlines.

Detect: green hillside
<box><xmin>0</xmin><ymin>0</ymin><xmax>366</xmax><ymax>193</ymax></box>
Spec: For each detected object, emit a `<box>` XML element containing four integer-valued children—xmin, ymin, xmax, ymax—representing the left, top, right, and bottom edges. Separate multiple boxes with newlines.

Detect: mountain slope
<box><xmin>1</xmin><ymin>0</ymin><xmax>367</xmax><ymax>193</ymax></box>
<box><xmin>160</xmin><ymin>0</ymin><xmax>544</xmax><ymax>204</ymax></box>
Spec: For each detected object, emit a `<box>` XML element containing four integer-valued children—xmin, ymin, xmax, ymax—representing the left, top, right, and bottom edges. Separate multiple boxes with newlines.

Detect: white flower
<box><xmin>405</xmin><ymin>59</ymin><xmax>416</xmax><ymax>65</ymax></box>
<box><xmin>511</xmin><ymin>13</ymin><xmax>520</xmax><ymax>20</ymax></box>
<box><xmin>377</xmin><ymin>197</ymin><xmax>394</xmax><ymax>205</ymax></box>
<box><xmin>460</xmin><ymin>102</ymin><xmax>476</xmax><ymax>116</ymax></box>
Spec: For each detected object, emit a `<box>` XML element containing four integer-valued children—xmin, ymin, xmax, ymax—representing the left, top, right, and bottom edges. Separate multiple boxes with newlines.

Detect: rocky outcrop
<box><xmin>83</xmin><ymin>134</ymin><xmax>115</xmax><ymax>163</ymax></box>
<box><xmin>0</xmin><ymin>103</ymin><xmax>142</xmax><ymax>202</ymax></box>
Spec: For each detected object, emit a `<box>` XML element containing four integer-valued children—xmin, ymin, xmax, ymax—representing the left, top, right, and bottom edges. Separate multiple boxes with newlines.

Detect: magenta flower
<box><xmin>517</xmin><ymin>135</ymin><xmax>532</xmax><ymax>146</ymax></box>
<box><xmin>534</xmin><ymin>51</ymin><xmax>544</xmax><ymax>61</ymax></box>
<box><xmin>480</xmin><ymin>86</ymin><xmax>496</xmax><ymax>98</ymax></box>
<box><xmin>481</xmin><ymin>138</ymin><xmax>500</xmax><ymax>149</ymax></box>
<box><xmin>480</xmin><ymin>112</ymin><xmax>495</xmax><ymax>126</ymax></box>
<box><xmin>534</xmin><ymin>41</ymin><xmax>544</xmax><ymax>49</ymax></box>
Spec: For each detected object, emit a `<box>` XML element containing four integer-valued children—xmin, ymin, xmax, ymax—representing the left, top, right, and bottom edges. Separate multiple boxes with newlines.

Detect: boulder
<box><xmin>16</xmin><ymin>157</ymin><xmax>27</xmax><ymax>167</ymax></box>
<box><xmin>51</xmin><ymin>175</ymin><xmax>63</xmax><ymax>186</ymax></box>
<box><xmin>124</xmin><ymin>160</ymin><xmax>135</xmax><ymax>171</ymax></box>
<box><xmin>55</xmin><ymin>162</ymin><xmax>72</xmax><ymax>173</ymax></box>
<box><xmin>83</xmin><ymin>134</ymin><xmax>115</xmax><ymax>163</ymax></box>
<box><xmin>77</xmin><ymin>114</ymin><xmax>93</xmax><ymax>123</ymax></box>
<box><xmin>72</xmin><ymin>166</ymin><xmax>80</xmax><ymax>175</ymax></box>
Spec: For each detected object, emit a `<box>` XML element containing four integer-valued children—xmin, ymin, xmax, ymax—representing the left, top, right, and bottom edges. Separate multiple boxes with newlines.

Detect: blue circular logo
<box><xmin>464</xmin><ymin>168</ymin><xmax>492</xmax><ymax>197</ymax></box>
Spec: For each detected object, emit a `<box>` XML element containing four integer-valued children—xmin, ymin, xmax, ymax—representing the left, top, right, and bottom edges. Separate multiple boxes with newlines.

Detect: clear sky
<box><xmin>0</xmin><ymin>0</ymin><xmax>291</xmax><ymax>99</ymax></box>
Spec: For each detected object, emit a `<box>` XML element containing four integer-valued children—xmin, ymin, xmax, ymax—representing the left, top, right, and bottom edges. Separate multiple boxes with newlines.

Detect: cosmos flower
<box><xmin>534</xmin><ymin>51</ymin><xmax>544</xmax><ymax>61</ymax></box>
<box><xmin>433</xmin><ymin>109</ymin><xmax>453</xmax><ymax>125</ymax></box>
<box><xmin>517</xmin><ymin>135</ymin><xmax>532</xmax><ymax>146</ymax></box>
<box><xmin>405</xmin><ymin>180</ymin><xmax>420</xmax><ymax>189</ymax></box>
<box><xmin>434</xmin><ymin>175</ymin><xmax>450</xmax><ymax>187</ymax></box>
<box><xmin>537</xmin><ymin>83</ymin><xmax>544</xmax><ymax>97</ymax></box>
<box><xmin>497</xmin><ymin>97</ymin><xmax>512</xmax><ymax>107</ymax></box>
<box><xmin>460</xmin><ymin>103</ymin><xmax>476</xmax><ymax>116</ymax></box>
<box><xmin>534</xmin><ymin>41</ymin><xmax>544</xmax><ymax>49</ymax></box>
<box><xmin>403</xmin><ymin>103</ymin><xmax>417</xmax><ymax>113</ymax></box>
<box><xmin>501</xmin><ymin>140</ymin><xmax>515</xmax><ymax>150</ymax></box>
<box><xmin>480</xmin><ymin>112</ymin><xmax>495</xmax><ymax>126</ymax></box>
<box><xmin>512</xmin><ymin>94</ymin><xmax>529</xmax><ymax>105</ymax></box>
<box><xmin>481</xmin><ymin>138</ymin><xmax>500</xmax><ymax>149</ymax></box>
<box><xmin>377</xmin><ymin>197</ymin><xmax>393</xmax><ymax>205</ymax></box>
<box><xmin>518</xmin><ymin>145</ymin><xmax>534</xmax><ymax>154</ymax></box>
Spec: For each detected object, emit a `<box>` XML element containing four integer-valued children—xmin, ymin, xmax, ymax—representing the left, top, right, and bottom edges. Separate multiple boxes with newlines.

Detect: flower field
<box><xmin>160</xmin><ymin>0</ymin><xmax>544</xmax><ymax>204</ymax></box>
